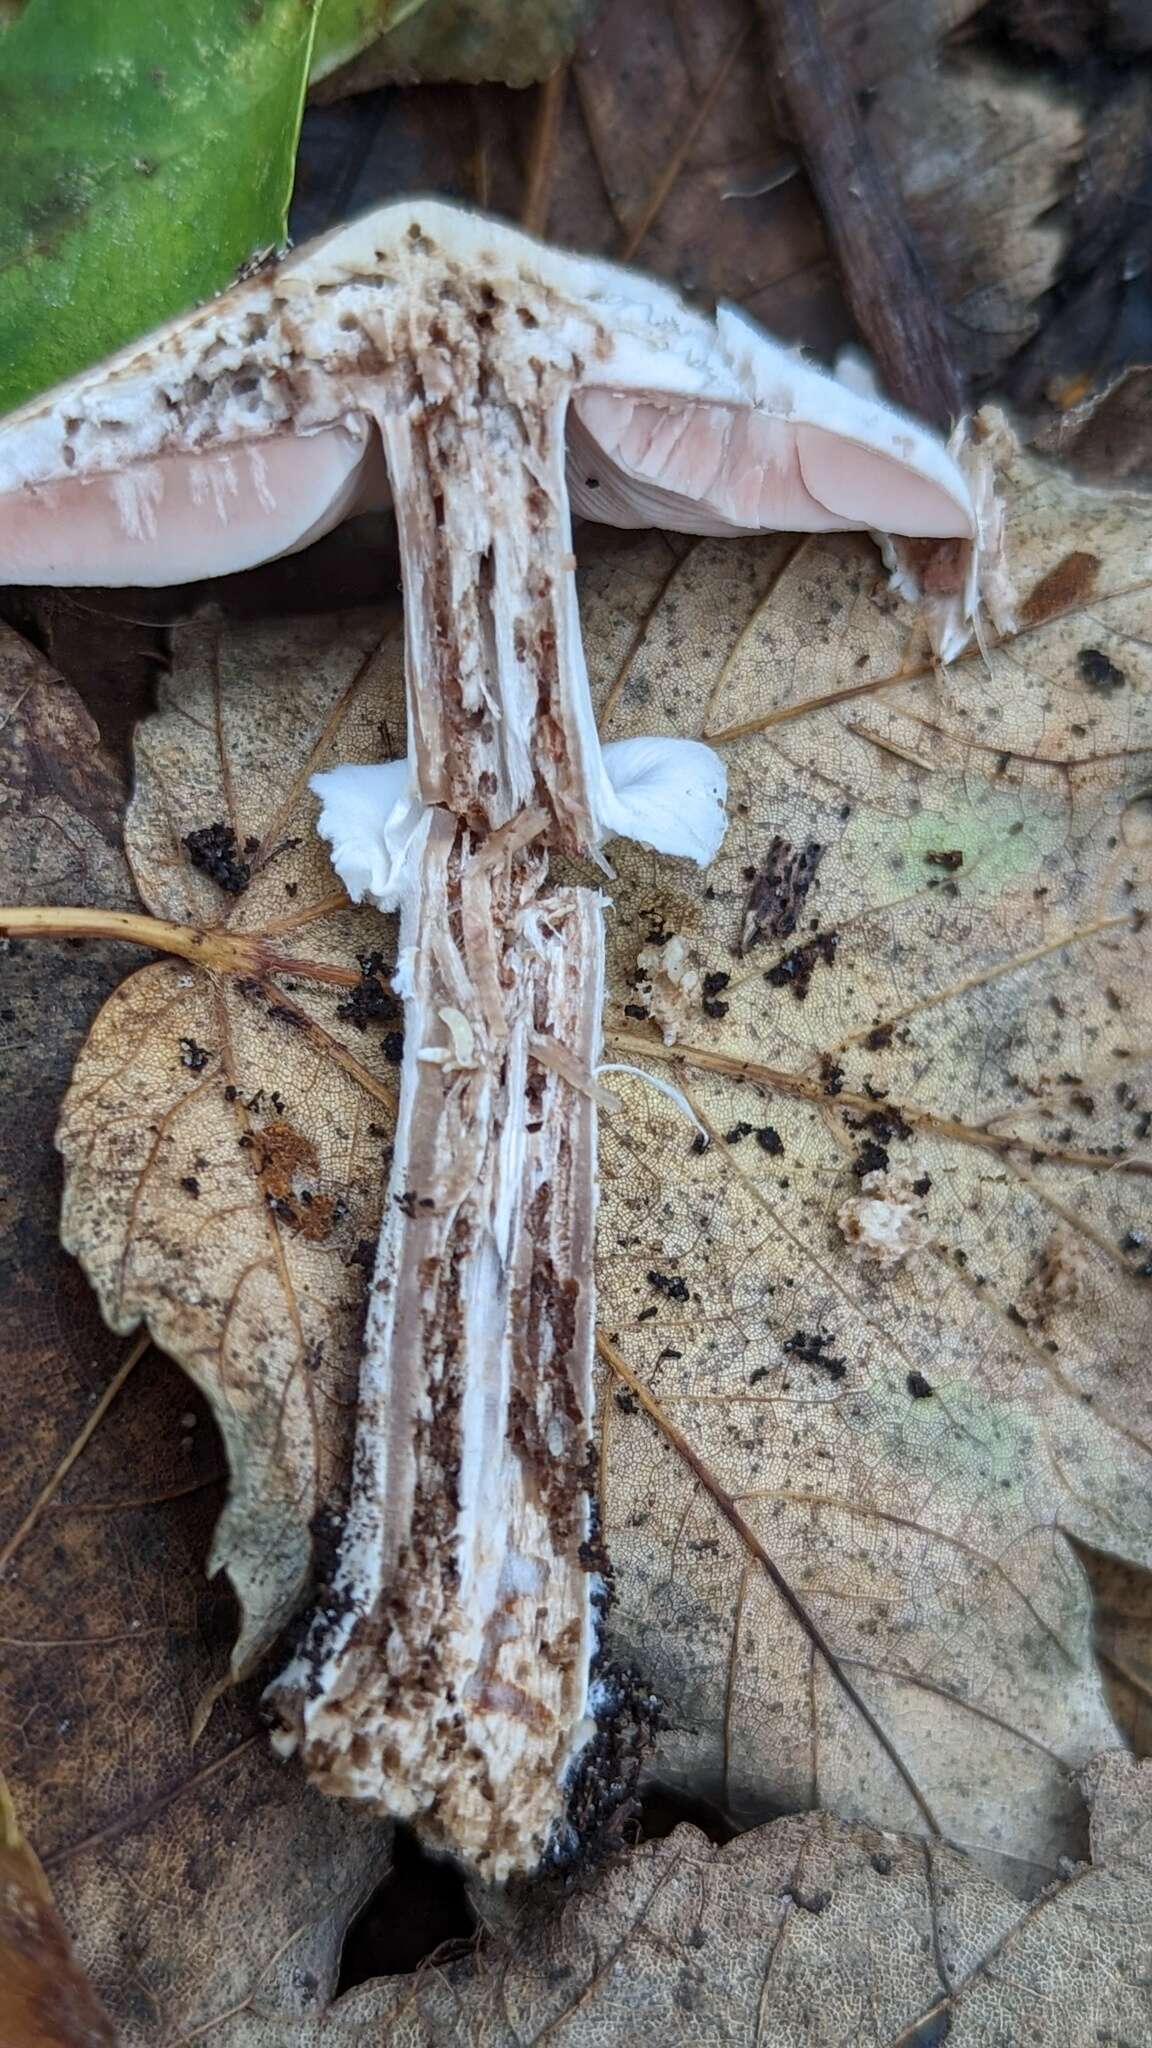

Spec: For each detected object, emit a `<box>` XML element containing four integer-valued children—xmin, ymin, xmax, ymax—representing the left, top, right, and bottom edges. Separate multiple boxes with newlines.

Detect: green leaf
<box><xmin>310</xmin><ymin>0</ymin><xmax>428</xmax><ymax>81</ymax></box>
<box><xmin>310</xmin><ymin>0</ymin><xmax>596</xmax><ymax>91</ymax></box>
<box><xmin>0</xmin><ymin>0</ymin><xmax>319</xmax><ymax>416</ymax></box>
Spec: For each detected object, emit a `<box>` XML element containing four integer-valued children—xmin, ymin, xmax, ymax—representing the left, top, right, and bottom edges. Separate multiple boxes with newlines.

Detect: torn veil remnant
<box><xmin>0</xmin><ymin>200</ymin><xmax>983</xmax><ymax>1878</ymax></box>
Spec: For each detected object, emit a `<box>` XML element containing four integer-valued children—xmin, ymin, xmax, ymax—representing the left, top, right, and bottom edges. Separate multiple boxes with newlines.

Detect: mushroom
<box><xmin>0</xmin><ymin>199</ymin><xmax>986</xmax><ymax>1876</ymax></box>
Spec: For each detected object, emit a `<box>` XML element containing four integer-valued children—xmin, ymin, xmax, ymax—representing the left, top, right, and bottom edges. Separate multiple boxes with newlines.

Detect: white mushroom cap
<box><xmin>568</xmin><ymin>305</ymin><xmax>972</xmax><ymax>542</ymax></box>
<box><xmin>0</xmin><ymin>423</ymin><xmax>388</xmax><ymax>586</ymax></box>
<box><xmin>0</xmin><ymin>197</ymin><xmax>975</xmax><ymax>622</ymax></box>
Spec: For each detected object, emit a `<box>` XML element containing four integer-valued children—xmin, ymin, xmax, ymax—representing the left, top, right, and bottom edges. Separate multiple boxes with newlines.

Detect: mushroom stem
<box><xmin>266</xmin><ymin>816</ymin><xmax>606</xmax><ymax>1878</ymax></box>
<box><xmin>370</xmin><ymin>340</ymin><xmax>604</xmax><ymax>851</ymax></box>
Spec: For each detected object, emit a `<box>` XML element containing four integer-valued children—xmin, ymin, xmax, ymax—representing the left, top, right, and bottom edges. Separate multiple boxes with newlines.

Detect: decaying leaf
<box><xmin>223</xmin><ymin>1751</ymin><xmax>1152</xmax><ymax>2045</ymax></box>
<box><xmin>36</xmin><ymin>425</ymin><xmax>1152</xmax><ymax>1914</ymax></box>
<box><xmin>55</xmin><ymin>609</ymin><xmax>407</xmax><ymax>1677</ymax></box>
<box><xmin>0</xmin><ymin>624</ymin><xmax>388</xmax><ymax>2044</ymax></box>
<box><xmin>586</xmin><ymin>432</ymin><xmax>1152</xmax><ymax>1891</ymax></box>
<box><xmin>0</xmin><ymin>1776</ymin><xmax>116</xmax><ymax>2048</ymax></box>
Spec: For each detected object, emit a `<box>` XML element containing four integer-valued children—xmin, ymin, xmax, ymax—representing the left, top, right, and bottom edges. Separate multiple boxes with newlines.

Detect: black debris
<box><xmin>337</xmin><ymin>953</ymin><xmax>401</xmax><ymax>1032</ymax></box>
<box><xmin>183</xmin><ymin>821</ymin><xmax>252</xmax><ymax>894</ymax></box>
<box><xmin>906</xmin><ymin>1371</ymin><xmax>934</xmax><ymax>1399</ymax></box>
<box><xmin>853</xmin><ymin>1138</ymin><xmax>889</xmax><ymax>1177</ymax></box>
<box><xmin>765</xmin><ymin>930</ymin><xmax>838</xmax><ymax>1000</ymax></box>
<box><xmin>783</xmin><ymin>1329</ymin><xmax>846</xmax><ymax>1379</ymax></box>
<box><xmin>1078</xmin><ymin>646</ymin><xmax>1126</xmax><ymax>692</ymax></box>
<box><xmin>741</xmin><ymin>837</ymin><xmax>824</xmax><ymax>952</ymax></box>
<box><xmin>647</xmin><ymin>1270</ymin><xmax>689</xmax><ymax>1302</ymax></box>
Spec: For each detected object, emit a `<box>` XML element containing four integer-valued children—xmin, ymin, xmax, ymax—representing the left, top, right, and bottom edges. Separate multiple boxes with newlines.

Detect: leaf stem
<box><xmin>0</xmin><ymin>904</ymin><xmax>389</xmax><ymax>997</ymax></box>
<box><xmin>606</xmin><ymin>1028</ymin><xmax>1152</xmax><ymax>1176</ymax></box>
<box><xmin>0</xmin><ymin>905</ymin><xmax>263</xmax><ymax>973</ymax></box>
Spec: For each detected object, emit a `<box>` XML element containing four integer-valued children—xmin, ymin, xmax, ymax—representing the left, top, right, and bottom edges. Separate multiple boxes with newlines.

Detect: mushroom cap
<box><xmin>0</xmin><ymin>423</ymin><xmax>387</xmax><ymax>587</ymax></box>
<box><xmin>0</xmin><ymin>197</ymin><xmax>973</xmax><ymax>589</ymax></box>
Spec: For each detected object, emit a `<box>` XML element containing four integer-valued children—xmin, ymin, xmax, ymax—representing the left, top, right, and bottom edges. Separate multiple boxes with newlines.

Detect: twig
<box><xmin>521</xmin><ymin>66</ymin><xmax>569</xmax><ymax>237</ymax></box>
<box><xmin>753</xmin><ymin>0</ymin><xmax>964</xmax><ymax>427</ymax></box>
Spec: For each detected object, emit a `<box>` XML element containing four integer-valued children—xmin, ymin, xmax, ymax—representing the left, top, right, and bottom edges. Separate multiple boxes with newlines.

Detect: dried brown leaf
<box><xmin>0</xmin><ymin>623</ymin><xmax>387</xmax><ymax>2045</ymax></box>
<box><xmin>57</xmin><ymin>611</ymin><xmax>408</xmax><ymax>1675</ymax></box>
<box><xmin>582</xmin><ymin>432</ymin><xmax>1152</xmax><ymax>1892</ymax></box>
<box><xmin>231</xmin><ymin>1752</ymin><xmax>1152</xmax><ymax>2045</ymax></box>
<box><xmin>0</xmin><ymin>1776</ymin><xmax>116</xmax><ymax>2048</ymax></box>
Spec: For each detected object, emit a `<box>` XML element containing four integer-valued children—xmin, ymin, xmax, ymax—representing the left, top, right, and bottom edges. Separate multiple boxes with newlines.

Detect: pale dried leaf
<box><xmin>57</xmin><ymin>610</ymin><xmax>407</xmax><ymax>1673</ymax></box>
<box><xmin>53</xmin><ymin>439</ymin><xmax>1152</xmax><ymax>1910</ymax></box>
<box><xmin>583</xmin><ymin>435</ymin><xmax>1152</xmax><ymax>1891</ymax></box>
<box><xmin>0</xmin><ymin>627</ymin><xmax>387</xmax><ymax>2046</ymax></box>
<box><xmin>228</xmin><ymin>1752</ymin><xmax>1152</xmax><ymax>2045</ymax></box>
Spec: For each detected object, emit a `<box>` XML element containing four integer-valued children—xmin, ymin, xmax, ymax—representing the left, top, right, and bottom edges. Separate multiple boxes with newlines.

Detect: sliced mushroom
<box><xmin>0</xmin><ymin>423</ymin><xmax>389</xmax><ymax>586</ymax></box>
<box><xmin>0</xmin><ymin>200</ymin><xmax>988</xmax><ymax>1876</ymax></box>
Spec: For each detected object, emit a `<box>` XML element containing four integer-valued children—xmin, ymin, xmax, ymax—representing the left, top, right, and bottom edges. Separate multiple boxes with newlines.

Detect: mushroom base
<box><xmin>266</xmin><ymin>814</ymin><xmax>607</xmax><ymax>1880</ymax></box>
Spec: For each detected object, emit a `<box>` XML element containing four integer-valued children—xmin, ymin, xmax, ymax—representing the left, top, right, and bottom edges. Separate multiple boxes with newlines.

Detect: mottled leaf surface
<box><xmin>233</xmin><ymin>1752</ymin><xmax>1152</xmax><ymax>2046</ymax></box>
<box><xmin>0</xmin><ymin>623</ymin><xmax>387</xmax><ymax>2046</ymax></box>
<box><xmin>58</xmin><ymin>611</ymin><xmax>408</xmax><ymax>1675</ymax></box>
<box><xmin>584</xmin><ymin>439</ymin><xmax>1152</xmax><ymax>1891</ymax></box>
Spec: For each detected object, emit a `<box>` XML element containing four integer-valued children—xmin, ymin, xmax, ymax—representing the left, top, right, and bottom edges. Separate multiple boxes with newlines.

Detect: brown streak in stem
<box><xmin>605</xmin><ymin>1028</ymin><xmax>1152</xmax><ymax>1176</ymax></box>
<box><xmin>261</xmin><ymin>953</ymin><xmax>363</xmax><ymax>989</ymax></box>
<box><xmin>521</xmin><ymin>67</ymin><xmax>568</xmax><ymax>237</ymax></box>
<box><xmin>753</xmin><ymin>0</ymin><xmax>963</xmax><ymax>428</ymax></box>
<box><xmin>596</xmin><ymin>1330</ymin><xmax>941</xmax><ymax>1838</ymax></box>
